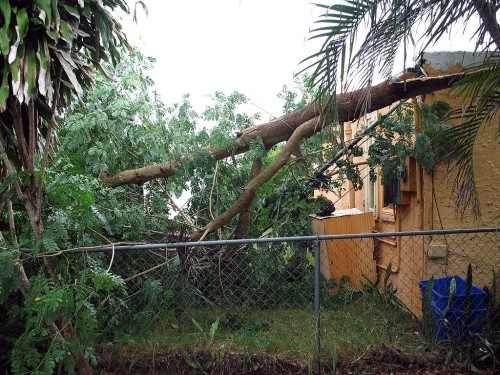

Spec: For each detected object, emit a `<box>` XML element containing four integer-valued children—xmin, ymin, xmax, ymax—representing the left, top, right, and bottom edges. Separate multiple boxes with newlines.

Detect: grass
<box><xmin>111</xmin><ymin>293</ymin><xmax>422</xmax><ymax>363</ymax></box>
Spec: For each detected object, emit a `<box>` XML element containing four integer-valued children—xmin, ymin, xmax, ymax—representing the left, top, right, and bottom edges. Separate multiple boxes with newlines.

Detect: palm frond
<box><xmin>346</xmin><ymin>1</ymin><xmax>420</xmax><ymax>113</ymax></box>
<box><xmin>417</xmin><ymin>0</ymin><xmax>477</xmax><ymax>52</ymax></box>
<box><xmin>303</xmin><ymin>0</ymin><xmax>497</xmax><ymax>109</ymax></box>
<box><xmin>450</xmin><ymin>59</ymin><xmax>500</xmax><ymax>121</ymax></box>
<box><xmin>439</xmin><ymin>63</ymin><xmax>500</xmax><ymax>217</ymax></box>
<box><xmin>300</xmin><ymin>0</ymin><xmax>379</xmax><ymax>120</ymax></box>
<box><xmin>303</xmin><ymin>0</ymin><xmax>499</xmax><ymax>217</ymax></box>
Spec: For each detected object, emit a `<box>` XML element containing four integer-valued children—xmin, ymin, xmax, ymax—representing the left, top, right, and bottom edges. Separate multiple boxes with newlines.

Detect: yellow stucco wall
<box><xmin>314</xmin><ymin>58</ymin><xmax>499</xmax><ymax>314</ymax></box>
<box><xmin>421</xmin><ymin>85</ymin><xmax>500</xmax><ymax>296</ymax></box>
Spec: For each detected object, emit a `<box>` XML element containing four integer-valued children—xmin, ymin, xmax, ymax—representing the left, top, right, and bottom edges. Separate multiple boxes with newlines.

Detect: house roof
<box><xmin>422</xmin><ymin>51</ymin><xmax>497</xmax><ymax>71</ymax></box>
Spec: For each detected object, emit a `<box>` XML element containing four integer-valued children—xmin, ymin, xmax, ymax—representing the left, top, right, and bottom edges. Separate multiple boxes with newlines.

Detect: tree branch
<box><xmin>317</xmin><ymin>101</ymin><xmax>403</xmax><ymax>175</ymax></box>
<box><xmin>0</xmin><ymin>132</ymin><xmax>26</xmax><ymax>202</ymax></box>
<box><xmin>36</xmin><ymin>66</ymin><xmax>63</xmax><ymax>220</ymax></box>
<box><xmin>8</xmin><ymin>98</ymin><xmax>30</xmax><ymax>168</ymax></box>
<box><xmin>189</xmin><ymin>117</ymin><xmax>321</xmax><ymax>241</ymax></box>
<box><xmin>233</xmin><ymin>156</ymin><xmax>264</xmax><ymax>239</ymax></box>
<box><xmin>156</xmin><ymin>181</ymin><xmax>198</xmax><ymax>229</ymax></box>
<box><xmin>100</xmin><ymin>73</ymin><xmax>464</xmax><ymax>187</ymax></box>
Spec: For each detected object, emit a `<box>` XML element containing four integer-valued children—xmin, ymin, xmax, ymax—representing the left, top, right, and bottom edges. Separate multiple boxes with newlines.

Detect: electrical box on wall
<box><xmin>428</xmin><ymin>242</ymin><xmax>448</xmax><ymax>258</ymax></box>
<box><xmin>383</xmin><ymin>156</ymin><xmax>416</xmax><ymax>206</ymax></box>
<box><xmin>383</xmin><ymin>180</ymin><xmax>401</xmax><ymax>205</ymax></box>
<box><xmin>383</xmin><ymin>179</ymin><xmax>411</xmax><ymax>205</ymax></box>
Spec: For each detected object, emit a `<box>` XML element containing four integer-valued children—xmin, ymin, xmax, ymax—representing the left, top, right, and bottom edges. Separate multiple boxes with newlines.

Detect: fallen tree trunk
<box><xmin>100</xmin><ymin>73</ymin><xmax>463</xmax><ymax>187</ymax></box>
<box><xmin>189</xmin><ymin>117</ymin><xmax>321</xmax><ymax>241</ymax></box>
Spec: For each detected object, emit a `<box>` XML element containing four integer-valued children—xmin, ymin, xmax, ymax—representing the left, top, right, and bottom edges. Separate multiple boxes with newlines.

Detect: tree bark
<box><xmin>232</xmin><ymin>156</ymin><xmax>264</xmax><ymax>239</ymax></box>
<box><xmin>189</xmin><ymin>117</ymin><xmax>321</xmax><ymax>241</ymax></box>
<box><xmin>100</xmin><ymin>73</ymin><xmax>464</xmax><ymax>187</ymax></box>
<box><xmin>0</xmin><ymin>100</ymin><xmax>94</xmax><ymax>375</ymax></box>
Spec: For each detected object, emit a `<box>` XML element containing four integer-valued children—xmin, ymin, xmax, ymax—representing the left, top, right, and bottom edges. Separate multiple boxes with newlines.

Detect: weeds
<box><xmin>119</xmin><ymin>297</ymin><xmax>420</xmax><ymax>364</ymax></box>
<box><xmin>476</xmin><ymin>270</ymin><xmax>499</xmax><ymax>368</ymax></box>
<box><xmin>421</xmin><ymin>277</ymin><xmax>437</xmax><ymax>349</ymax></box>
<box><xmin>331</xmin><ymin>342</ymin><xmax>338</xmax><ymax>374</ymax></box>
<box><xmin>192</xmin><ymin>317</ymin><xmax>220</xmax><ymax>346</ymax></box>
<box><xmin>321</xmin><ymin>275</ymin><xmax>358</xmax><ymax>308</ymax></box>
<box><xmin>185</xmin><ymin>317</ymin><xmax>226</xmax><ymax>373</ymax></box>
<box><xmin>422</xmin><ymin>265</ymin><xmax>499</xmax><ymax>371</ymax></box>
<box><xmin>362</xmin><ymin>262</ymin><xmax>417</xmax><ymax>317</ymax></box>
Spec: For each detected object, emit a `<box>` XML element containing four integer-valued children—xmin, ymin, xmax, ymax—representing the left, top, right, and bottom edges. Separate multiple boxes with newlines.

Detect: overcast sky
<box><xmin>120</xmin><ymin>1</ymin><xmax>481</xmax><ymax>119</ymax></box>
<box><xmin>121</xmin><ymin>1</ymin><xmax>321</xmax><ymax>119</ymax></box>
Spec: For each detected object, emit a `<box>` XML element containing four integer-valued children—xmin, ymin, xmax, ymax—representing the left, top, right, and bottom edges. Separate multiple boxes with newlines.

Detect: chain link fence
<box><xmin>59</xmin><ymin>228</ymin><xmax>499</xmax><ymax>373</ymax></box>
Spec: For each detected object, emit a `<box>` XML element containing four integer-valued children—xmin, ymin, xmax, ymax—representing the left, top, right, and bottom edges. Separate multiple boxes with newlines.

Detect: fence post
<box><xmin>314</xmin><ymin>239</ymin><xmax>321</xmax><ymax>374</ymax></box>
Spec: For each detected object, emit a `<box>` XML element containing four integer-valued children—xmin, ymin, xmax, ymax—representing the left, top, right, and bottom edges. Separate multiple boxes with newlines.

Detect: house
<box><xmin>312</xmin><ymin>52</ymin><xmax>499</xmax><ymax>315</ymax></box>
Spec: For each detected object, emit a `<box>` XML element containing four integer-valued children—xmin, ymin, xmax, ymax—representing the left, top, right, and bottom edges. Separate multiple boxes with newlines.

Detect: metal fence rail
<box><xmin>38</xmin><ymin>228</ymin><xmax>499</xmax><ymax>373</ymax></box>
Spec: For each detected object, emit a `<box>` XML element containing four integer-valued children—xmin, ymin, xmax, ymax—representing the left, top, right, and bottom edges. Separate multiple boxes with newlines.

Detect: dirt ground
<box><xmin>97</xmin><ymin>344</ymin><xmax>500</xmax><ymax>375</ymax></box>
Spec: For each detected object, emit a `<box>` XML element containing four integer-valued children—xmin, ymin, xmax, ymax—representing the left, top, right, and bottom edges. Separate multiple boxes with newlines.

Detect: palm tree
<box><xmin>303</xmin><ymin>0</ymin><xmax>499</xmax><ymax>216</ymax></box>
<box><xmin>0</xmin><ymin>1</ymin><xmax>129</xmax><ymax>230</ymax></box>
<box><xmin>0</xmin><ymin>1</ymin><xmax>129</xmax><ymax>373</ymax></box>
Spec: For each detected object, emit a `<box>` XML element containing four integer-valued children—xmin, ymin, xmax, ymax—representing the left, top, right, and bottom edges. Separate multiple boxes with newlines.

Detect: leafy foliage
<box><xmin>277</xmin><ymin>74</ymin><xmax>311</xmax><ymax>114</ymax></box>
<box><xmin>60</xmin><ymin>51</ymin><xmax>321</xmax><ymax>242</ymax></box>
<box><xmin>309</xmin><ymin>99</ymin><xmax>453</xmax><ymax>193</ymax></box>
<box><xmin>0</xmin><ymin>0</ymin><xmax>128</xmax><ymax>111</ymax></box>
<box><xmin>304</xmin><ymin>0</ymin><xmax>499</xmax><ymax>215</ymax></box>
<box><xmin>2</xmin><ymin>260</ymin><xmax>127</xmax><ymax>374</ymax></box>
<box><xmin>301</xmin><ymin>0</ymin><xmax>379</xmax><ymax>115</ymax></box>
<box><xmin>304</xmin><ymin>0</ymin><xmax>498</xmax><ymax>106</ymax></box>
<box><xmin>0</xmin><ymin>1</ymin><xmax>131</xmax><ymax>372</ymax></box>
<box><xmin>365</xmin><ymin>101</ymin><xmax>451</xmax><ymax>186</ymax></box>
<box><xmin>421</xmin><ymin>277</ymin><xmax>437</xmax><ymax>348</ymax></box>
<box><xmin>363</xmin><ymin>263</ymin><xmax>414</xmax><ymax>313</ymax></box>
<box><xmin>0</xmin><ymin>243</ymin><xmax>20</xmax><ymax>304</ymax></box>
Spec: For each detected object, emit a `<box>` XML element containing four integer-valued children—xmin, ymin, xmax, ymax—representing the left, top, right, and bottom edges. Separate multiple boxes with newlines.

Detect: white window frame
<box><xmin>364</xmin><ymin>133</ymin><xmax>378</xmax><ymax>220</ymax></box>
